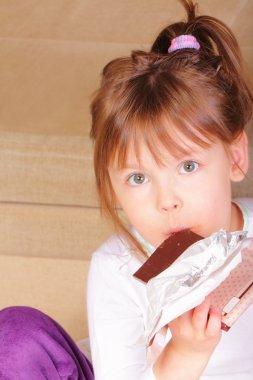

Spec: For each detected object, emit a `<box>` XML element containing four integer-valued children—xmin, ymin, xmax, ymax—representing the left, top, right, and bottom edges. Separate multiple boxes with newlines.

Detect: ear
<box><xmin>229</xmin><ymin>131</ymin><xmax>249</xmax><ymax>182</ymax></box>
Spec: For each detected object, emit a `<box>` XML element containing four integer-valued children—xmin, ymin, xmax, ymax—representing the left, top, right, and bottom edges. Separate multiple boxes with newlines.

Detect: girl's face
<box><xmin>108</xmin><ymin>132</ymin><xmax>245</xmax><ymax>248</ymax></box>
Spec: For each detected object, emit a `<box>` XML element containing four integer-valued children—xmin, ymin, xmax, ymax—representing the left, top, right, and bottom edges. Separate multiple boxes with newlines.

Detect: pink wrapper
<box><xmin>211</xmin><ymin>240</ymin><xmax>253</xmax><ymax>331</ymax></box>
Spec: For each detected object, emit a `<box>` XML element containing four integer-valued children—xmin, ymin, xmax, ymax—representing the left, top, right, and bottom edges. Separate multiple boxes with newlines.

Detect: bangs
<box><xmin>111</xmin><ymin>109</ymin><xmax>216</xmax><ymax>169</ymax></box>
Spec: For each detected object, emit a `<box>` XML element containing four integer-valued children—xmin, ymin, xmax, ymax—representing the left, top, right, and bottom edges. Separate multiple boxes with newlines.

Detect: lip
<box><xmin>165</xmin><ymin>227</ymin><xmax>189</xmax><ymax>239</ymax></box>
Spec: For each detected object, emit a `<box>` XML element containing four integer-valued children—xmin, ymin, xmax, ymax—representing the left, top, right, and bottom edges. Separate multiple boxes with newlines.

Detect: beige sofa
<box><xmin>0</xmin><ymin>133</ymin><xmax>113</xmax><ymax>341</ymax></box>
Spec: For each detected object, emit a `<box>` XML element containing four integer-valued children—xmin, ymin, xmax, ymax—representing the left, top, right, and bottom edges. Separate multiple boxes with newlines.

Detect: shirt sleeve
<box><xmin>87</xmin><ymin>249</ymin><xmax>156</xmax><ymax>380</ymax></box>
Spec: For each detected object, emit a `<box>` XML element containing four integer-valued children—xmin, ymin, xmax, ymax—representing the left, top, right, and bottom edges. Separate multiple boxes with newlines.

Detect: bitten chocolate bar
<box><xmin>133</xmin><ymin>229</ymin><xmax>203</xmax><ymax>282</ymax></box>
<box><xmin>134</xmin><ymin>229</ymin><xmax>253</xmax><ymax>333</ymax></box>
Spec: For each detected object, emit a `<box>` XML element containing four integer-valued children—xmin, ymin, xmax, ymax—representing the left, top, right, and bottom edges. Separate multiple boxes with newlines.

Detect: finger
<box><xmin>192</xmin><ymin>296</ymin><xmax>211</xmax><ymax>331</ymax></box>
<box><xmin>178</xmin><ymin>308</ymin><xmax>193</xmax><ymax>323</ymax></box>
<box><xmin>206</xmin><ymin>305</ymin><xmax>222</xmax><ymax>337</ymax></box>
<box><xmin>169</xmin><ymin>309</ymin><xmax>193</xmax><ymax>335</ymax></box>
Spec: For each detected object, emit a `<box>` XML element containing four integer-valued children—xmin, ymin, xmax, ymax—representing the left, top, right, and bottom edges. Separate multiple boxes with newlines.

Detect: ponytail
<box><xmin>151</xmin><ymin>0</ymin><xmax>253</xmax><ymax>132</ymax></box>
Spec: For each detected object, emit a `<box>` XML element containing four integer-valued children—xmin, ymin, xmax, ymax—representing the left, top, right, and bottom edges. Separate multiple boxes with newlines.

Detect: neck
<box><xmin>230</xmin><ymin>202</ymin><xmax>244</xmax><ymax>231</ymax></box>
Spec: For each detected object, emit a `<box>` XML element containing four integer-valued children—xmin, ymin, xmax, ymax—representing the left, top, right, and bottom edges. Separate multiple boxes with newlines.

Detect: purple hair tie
<box><xmin>168</xmin><ymin>34</ymin><xmax>200</xmax><ymax>53</ymax></box>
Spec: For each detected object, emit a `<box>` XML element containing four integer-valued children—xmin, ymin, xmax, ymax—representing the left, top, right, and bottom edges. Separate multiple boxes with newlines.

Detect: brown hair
<box><xmin>90</xmin><ymin>0</ymin><xmax>253</xmax><ymax>259</ymax></box>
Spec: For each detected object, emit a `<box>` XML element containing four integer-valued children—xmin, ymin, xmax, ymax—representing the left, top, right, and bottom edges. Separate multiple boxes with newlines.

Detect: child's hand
<box><xmin>153</xmin><ymin>296</ymin><xmax>222</xmax><ymax>380</ymax></box>
<box><xmin>169</xmin><ymin>295</ymin><xmax>221</xmax><ymax>354</ymax></box>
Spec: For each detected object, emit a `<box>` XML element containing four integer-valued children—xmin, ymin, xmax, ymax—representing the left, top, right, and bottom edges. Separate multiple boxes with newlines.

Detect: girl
<box><xmin>87</xmin><ymin>0</ymin><xmax>253</xmax><ymax>379</ymax></box>
<box><xmin>0</xmin><ymin>1</ymin><xmax>252</xmax><ymax>379</ymax></box>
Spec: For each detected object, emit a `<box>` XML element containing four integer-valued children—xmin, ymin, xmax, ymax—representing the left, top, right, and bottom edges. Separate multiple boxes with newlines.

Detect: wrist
<box><xmin>153</xmin><ymin>340</ymin><xmax>210</xmax><ymax>380</ymax></box>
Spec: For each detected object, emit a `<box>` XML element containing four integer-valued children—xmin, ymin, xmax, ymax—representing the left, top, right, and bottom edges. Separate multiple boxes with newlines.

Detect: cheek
<box><xmin>115</xmin><ymin>185</ymin><xmax>149</xmax><ymax>209</ymax></box>
<box><xmin>183</xmin><ymin>175</ymin><xmax>231</xmax><ymax>221</ymax></box>
<box><xmin>189</xmin><ymin>166</ymin><xmax>231</xmax><ymax>201</ymax></box>
<box><xmin>190</xmin><ymin>191</ymin><xmax>232</xmax><ymax>233</ymax></box>
<box><xmin>116</xmin><ymin>194</ymin><xmax>143</xmax><ymax>223</ymax></box>
<box><xmin>191</xmin><ymin>187</ymin><xmax>230</xmax><ymax>212</ymax></box>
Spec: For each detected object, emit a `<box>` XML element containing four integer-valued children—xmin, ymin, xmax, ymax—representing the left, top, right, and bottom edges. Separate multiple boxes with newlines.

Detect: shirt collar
<box><xmin>131</xmin><ymin>228</ymin><xmax>156</xmax><ymax>256</ymax></box>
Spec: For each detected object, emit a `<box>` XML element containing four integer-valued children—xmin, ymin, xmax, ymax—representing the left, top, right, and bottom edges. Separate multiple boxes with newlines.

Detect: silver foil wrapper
<box><xmin>146</xmin><ymin>229</ymin><xmax>250</xmax><ymax>341</ymax></box>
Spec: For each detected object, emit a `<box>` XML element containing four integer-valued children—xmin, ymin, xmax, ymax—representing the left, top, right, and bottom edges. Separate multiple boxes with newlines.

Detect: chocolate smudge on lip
<box><xmin>133</xmin><ymin>229</ymin><xmax>203</xmax><ymax>283</ymax></box>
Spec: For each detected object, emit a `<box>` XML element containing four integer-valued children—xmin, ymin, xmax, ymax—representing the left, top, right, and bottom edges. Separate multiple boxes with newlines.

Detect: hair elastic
<box><xmin>168</xmin><ymin>35</ymin><xmax>200</xmax><ymax>53</ymax></box>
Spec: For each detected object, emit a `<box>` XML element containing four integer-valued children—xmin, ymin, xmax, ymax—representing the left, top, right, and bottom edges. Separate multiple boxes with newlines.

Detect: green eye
<box><xmin>128</xmin><ymin>173</ymin><xmax>147</xmax><ymax>186</ymax></box>
<box><xmin>179</xmin><ymin>161</ymin><xmax>199</xmax><ymax>173</ymax></box>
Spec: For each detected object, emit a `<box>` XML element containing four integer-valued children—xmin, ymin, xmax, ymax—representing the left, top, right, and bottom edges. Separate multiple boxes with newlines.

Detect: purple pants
<box><xmin>0</xmin><ymin>306</ymin><xmax>94</xmax><ymax>380</ymax></box>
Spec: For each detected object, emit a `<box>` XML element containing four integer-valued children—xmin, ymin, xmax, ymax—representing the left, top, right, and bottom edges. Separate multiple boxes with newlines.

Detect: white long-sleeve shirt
<box><xmin>87</xmin><ymin>198</ymin><xmax>253</xmax><ymax>380</ymax></box>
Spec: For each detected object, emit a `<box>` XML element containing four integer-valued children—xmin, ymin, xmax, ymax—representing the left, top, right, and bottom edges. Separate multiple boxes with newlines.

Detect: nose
<box><xmin>157</xmin><ymin>186</ymin><xmax>183</xmax><ymax>212</ymax></box>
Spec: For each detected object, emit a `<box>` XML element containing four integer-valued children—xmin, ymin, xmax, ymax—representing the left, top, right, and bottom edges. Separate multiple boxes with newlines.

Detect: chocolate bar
<box><xmin>134</xmin><ymin>229</ymin><xmax>253</xmax><ymax>333</ymax></box>
<box><xmin>133</xmin><ymin>229</ymin><xmax>203</xmax><ymax>282</ymax></box>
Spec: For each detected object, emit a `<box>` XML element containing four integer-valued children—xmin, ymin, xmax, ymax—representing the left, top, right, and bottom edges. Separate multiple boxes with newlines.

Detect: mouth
<box><xmin>165</xmin><ymin>228</ymin><xmax>189</xmax><ymax>239</ymax></box>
